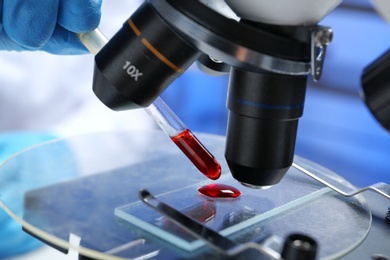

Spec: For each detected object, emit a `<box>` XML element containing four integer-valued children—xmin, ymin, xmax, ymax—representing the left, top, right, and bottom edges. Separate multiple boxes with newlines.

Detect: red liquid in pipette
<box><xmin>198</xmin><ymin>183</ymin><xmax>241</xmax><ymax>198</ymax></box>
<box><xmin>171</xmin><ymin>129</ymin><xmax>221</xmax><ymax>180</ymax></box>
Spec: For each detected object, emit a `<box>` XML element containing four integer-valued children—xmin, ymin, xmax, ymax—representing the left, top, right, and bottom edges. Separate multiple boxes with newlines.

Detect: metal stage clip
<box><xmin>139</xmin><ymin>189</ymin><xmax>281</xmax><ymax>259</ymax></box>
<box><xmin>292</xmin><ymin>162</ymin><xmax>390</xmax><ymax>201</ymax></box>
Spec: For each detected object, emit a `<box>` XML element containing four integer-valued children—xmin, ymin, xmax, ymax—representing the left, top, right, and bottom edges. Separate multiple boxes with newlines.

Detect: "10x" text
<box><xmin>123</xmin><ymin>61</ymin><xmax>143</xmax><ymax>82</ymax></box>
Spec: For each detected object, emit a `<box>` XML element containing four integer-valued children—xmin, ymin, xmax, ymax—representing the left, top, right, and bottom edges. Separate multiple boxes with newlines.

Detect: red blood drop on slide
<box><xmin>171</xmin><ymin>129</ymin><xmax>221</xmax><ymax>180</ymax></box>
<box><xmin>198</xmin><ymin>183</ymin><xmax>241</xmax><ymax>198</ymax></box>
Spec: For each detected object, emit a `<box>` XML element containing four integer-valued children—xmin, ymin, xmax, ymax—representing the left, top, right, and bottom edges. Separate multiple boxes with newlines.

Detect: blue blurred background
<box><xmin>161</xmin><ymin>0</ymin><xmax>390</xmax><ymax>187</ymax></box>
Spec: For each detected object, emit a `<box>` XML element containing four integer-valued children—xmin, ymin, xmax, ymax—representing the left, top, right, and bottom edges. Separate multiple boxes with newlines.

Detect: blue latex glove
<box><xmin>0</xmin><ymin>132</ymin><xmax>56</xmax><ymax>258</ymax></box>
<box><xmin>0</xmin><ymin>0</ymin><xmax>102</xmax><ymax>54</ymax></box>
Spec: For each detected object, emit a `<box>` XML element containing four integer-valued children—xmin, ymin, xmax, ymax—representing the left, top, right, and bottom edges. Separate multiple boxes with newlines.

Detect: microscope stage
<box><xmin>0</xmin><ymin>131</ymin><xmax>387</xmax><ymax>259</ymax></box>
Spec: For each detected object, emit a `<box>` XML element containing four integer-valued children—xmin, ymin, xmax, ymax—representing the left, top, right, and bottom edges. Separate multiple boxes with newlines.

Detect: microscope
<box><xmin>92</xmin><ymin>0</ymin><xmax>339</xmax><ymax>189</ymax></box>
<box><xmin>7</xmin><ymin>1</ymin><xmax>390</xmax><ymax>259</ymax></box>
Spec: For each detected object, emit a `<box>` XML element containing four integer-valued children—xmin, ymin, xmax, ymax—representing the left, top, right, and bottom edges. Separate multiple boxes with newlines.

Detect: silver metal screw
<box><xmin>315</xmin><ymin>27</ymin><xmax>333</xmax><ymax>46</ymax></box>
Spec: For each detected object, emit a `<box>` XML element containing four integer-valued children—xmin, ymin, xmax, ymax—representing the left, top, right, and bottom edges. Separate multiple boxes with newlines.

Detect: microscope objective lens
<box><xmin>171</xmin><ymin>129</ymin><xmax>221</xmax><ymax>180</ymax></box>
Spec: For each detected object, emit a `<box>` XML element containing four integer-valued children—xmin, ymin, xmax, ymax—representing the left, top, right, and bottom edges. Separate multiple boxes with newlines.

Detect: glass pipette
<box><xmin>77</xmin><ymin>29</ymin><xmax>221</xmax><ymax>180</ymax></box>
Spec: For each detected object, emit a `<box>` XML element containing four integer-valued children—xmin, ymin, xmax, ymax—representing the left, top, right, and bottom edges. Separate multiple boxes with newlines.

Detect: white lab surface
<box><xmin>0</xmin><ymin>0</ymin><xmax>153</xmax><ymax>138</ymax></box>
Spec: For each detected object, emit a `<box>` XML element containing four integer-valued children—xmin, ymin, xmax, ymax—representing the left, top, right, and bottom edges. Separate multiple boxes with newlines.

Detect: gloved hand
<box><xmin>0</xmin><ymin>0</ymin><xmax>102</xmax><ymax>54</ymax></box>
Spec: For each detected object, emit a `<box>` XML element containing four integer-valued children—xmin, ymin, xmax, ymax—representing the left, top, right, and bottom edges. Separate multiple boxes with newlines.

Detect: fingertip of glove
<box><xmin>2</xmin><ymin>1</ymin><xmax>58</xmax><ymax>50</ymax></box>
<box><xmin>5</xmin><ymin>30</ymin><xmax>47</xmax><ymax>50</ymax></box>
<box><xmin>59</xmin><ymin>12</ymin><xmax>101</xmax><ymax>34</ymax></box>
<box><xmin>41</xmin><ymin>26</ymin><xmax>91</xmax><ymax>55</ymax></box>
<box><xmin>58</xmin><ymin>1</ymin><xmax>102</xmax><ymax>33</ymax></box>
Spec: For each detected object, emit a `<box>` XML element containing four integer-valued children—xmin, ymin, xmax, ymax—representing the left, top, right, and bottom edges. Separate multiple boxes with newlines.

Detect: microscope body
<box><xmin>92</xmin><ymin>0</ymin><xmax>337</xmax><ymax>188</ymax></box>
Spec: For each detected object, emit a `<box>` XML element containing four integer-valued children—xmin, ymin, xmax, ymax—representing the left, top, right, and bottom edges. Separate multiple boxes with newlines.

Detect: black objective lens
<box><xmin>226</xmin><ymin>68</ymin><xmax>307</xmax><ymax>187</ymax></box>
<box><xmin>362</xmin><ymin>48</ymin><xmax>390</xmax><ymax>132</ymax></box>
<box><xmin>92</xmin><ymin>2</ymin><xmax>200</xmax><ymax>111</ymax></box>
